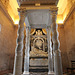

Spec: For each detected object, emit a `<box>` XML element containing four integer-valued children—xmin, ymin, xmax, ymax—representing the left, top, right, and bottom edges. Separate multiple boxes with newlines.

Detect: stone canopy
<box><xmin>17</xmin><ymin>0</ymin><xmax>59</xmax><ymax>6</ymax></box>
<box><xmin>13</xmin><ymin>0</ymin><xmax>63</xmax><ymax>75</ymax></box>
<box><xmin>25</xmin><ymin>9</ymin><xmax>52</xmax><ymax>28</ymax></box>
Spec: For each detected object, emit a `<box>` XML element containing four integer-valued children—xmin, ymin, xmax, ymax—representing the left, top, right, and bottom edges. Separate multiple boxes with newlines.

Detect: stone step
<box><xmin>8</xmin><ymin>72</ymin><xmax>69</xmax><ymax>75</ymax></box>
<box><xmin>30</xmin><ymin>72</ymin><xmax>48</xmax><ymax>75</ymax></box>
<box><xmin>29</xmin><ymin>69</ymin><xmax>48</xmax><ymax>72</ymax></box>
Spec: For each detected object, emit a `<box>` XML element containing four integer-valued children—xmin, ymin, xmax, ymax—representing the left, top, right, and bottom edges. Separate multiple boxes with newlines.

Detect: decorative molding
<box><xmin>42</xmin><ymin>29</ymin><xmax>47</xmax><ymax>34</ymax></box>
<box><xmin>31</xmin><ymin>29</ymin><xmax>36</xmax><ymax>35</ymax></box>
<box><xmin>17</xmin><ymin>0</ymin><xmax>59</xmax><ymax>6</ymax></box>
<box><xmin>63</xmin><ymin>2</ymin><xmax>75</xmax><ymax>25</ymax></box>
<box><xmin>0</xmin><ymin>0</ymin><xmax>9</xmax><ymax>10</ymax></box>
<box><xmin>18</xmin><ymin>6</ymin><xmax>58</xmax><ymax>10</ymax></box>
<box><xmin>0</xmin><ymin>1</ymin><xmax>15</xmax><ymax>26</ymax></box>
<box><xmin>31</xmin><ymin>24</ymin><xmax>46</xmax><ymax>28</ymax></box>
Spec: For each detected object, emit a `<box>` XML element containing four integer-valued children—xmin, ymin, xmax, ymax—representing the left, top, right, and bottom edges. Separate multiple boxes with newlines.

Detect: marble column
<box><xmin>46</xmin><ymin>26</ymin><xmax>54</xmax><ymax>75</ymax></box>
<box><xmin>23</xmin><ymin>26</ymin><xmax>31</xmax><ymax>75</ymax></box>
<box><xmin>51</xmin><ymin>10</ymin><xmax>63</xmax><ymax>75</ymax></box>
<box><xmin>13</xmin><ymin>11</ymin><xmax>26</xmax><ymax>75</ymax></box>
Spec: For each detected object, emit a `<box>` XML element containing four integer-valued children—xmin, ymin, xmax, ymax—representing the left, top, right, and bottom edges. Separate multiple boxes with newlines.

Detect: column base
<box><xmin>23</xmin><ymin>71</ymin><xmax>29</xmax><ymax>75</ymax></box>
<box><xmin>54</xmin><ymin>50</ymin><xmax>63</xmax><ymax>75</ymax></box>
<box><xmin>48</xmin><ymin>71</ymin><xmax>55</xmax><ymax>75</ymax></box>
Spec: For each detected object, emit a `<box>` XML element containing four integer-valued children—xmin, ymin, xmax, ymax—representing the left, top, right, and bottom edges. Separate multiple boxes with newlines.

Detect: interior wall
<box><xmin>58</xmin><ymin>9</ymin><xmax>75</xmax><ymax>72</ymax></box>
<box><xmin>0</xmin><ymin>1</ymin><xmax>75</xmax><ymax>74</ymax></box>
<box><xmin>58</xmin><ymin>25</ymin><xmax>69</xmax><ymax>72</ymax></box>
<box><xmin>64</xmin><ymin>9</ymin><xmax>75</xmax><ymax>67</ymax></box>
<box><xmin>0</xmin><ymin>6</ymin><xmax>17</xmax><ymax>72</ymax></box>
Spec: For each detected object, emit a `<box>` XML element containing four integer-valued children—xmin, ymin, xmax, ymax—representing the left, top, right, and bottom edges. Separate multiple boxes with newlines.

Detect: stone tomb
<box><xmin>30</xmin><ymin>57</ymin><xmax>48</xmax><ymax>69</ymax></box>
<box><xmin>30</xmin><ymin>29</ymin><xmax>48</xmax><ymax>69</ymax></box>
<box><xmin>13</xmin><ymin>0</ymin><xmax>63</xmax><ymax>74</ymax></box>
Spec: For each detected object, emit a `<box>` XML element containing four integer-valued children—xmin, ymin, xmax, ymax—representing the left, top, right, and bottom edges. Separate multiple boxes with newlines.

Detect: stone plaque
<box><xmin>30</xmin><ymin>58</ymin><xmax>48</xmax><ymax>66</ymax></box>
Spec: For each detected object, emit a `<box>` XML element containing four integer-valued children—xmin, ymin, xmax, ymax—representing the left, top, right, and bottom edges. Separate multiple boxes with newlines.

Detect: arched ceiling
<box><xmin>4</xmin><ymin>0</ymin><xmax>74</xmax><ymax>24</ymax></box>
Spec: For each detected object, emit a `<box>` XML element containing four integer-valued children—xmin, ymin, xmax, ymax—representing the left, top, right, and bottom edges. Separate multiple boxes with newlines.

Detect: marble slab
<box><xmin>30</xmin><ymin>58</ymin><xmax>48</xmax><ymax>66</ymax></box>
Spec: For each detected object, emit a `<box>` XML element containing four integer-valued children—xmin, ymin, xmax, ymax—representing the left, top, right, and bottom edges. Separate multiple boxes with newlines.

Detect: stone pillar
<box><xmin>13</xmin><ymin>10</ymin><xmax>26</xmax><ymax>75</ymax></box>
<box><xmin>51</xmin><ymin>9</ymin><xmax>63</xmax><ymax>75</ymax></box>
<box><xmin>23</xmin><ymin>26</ymin><xmax>31</xmax><ymax>75</ymax></box>
<box><xmin>46</xmin><ymin>26</ymin><xmax>54</xmax><ymax>75</ymax></box>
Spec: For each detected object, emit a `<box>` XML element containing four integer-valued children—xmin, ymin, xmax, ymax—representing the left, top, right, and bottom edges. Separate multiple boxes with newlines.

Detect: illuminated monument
<box><xmin>13</xmin><ymin>0</ymin><xmax>63</xmax><ymax>75</ymax></box>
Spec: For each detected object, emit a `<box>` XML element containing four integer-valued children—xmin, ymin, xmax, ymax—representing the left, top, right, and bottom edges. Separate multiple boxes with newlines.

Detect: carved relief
<box><xmin>36</xmin><ymin>30</ymin><xmax>42</xmax><ymax>35</ymax></box>
<box><xmin>30</xmin><ymin>29</ymin><xmax>48</xmax><ymax>57</ymax></box>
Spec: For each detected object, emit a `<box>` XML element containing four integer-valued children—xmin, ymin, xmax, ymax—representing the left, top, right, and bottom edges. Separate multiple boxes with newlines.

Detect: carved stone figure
<box><xmin>35</xmin><ymin>39</ymin><xmax>43</xmax><ymax>49</ymax></box>
<box><xmin>36</xmin><ymin>30</ymin><xmax>42</xmax><ymax>35</ymax></box>
<box><xmin>30</xmin><ymin>47</ymin><xmax>48</xmax><ymax>57</ymax></box>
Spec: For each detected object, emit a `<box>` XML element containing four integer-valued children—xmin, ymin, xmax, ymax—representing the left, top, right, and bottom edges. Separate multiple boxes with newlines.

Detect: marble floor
<box><xmin>6</xmin><ymin>72</ymin><xmax>68</xmax><ymax>75</ymax></box>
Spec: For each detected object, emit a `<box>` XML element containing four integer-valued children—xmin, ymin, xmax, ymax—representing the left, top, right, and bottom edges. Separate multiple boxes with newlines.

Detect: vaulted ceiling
<box><xmin>1</xmin><ymin>0</ymin><xmax>75</xmax><ymax>25</ymax></box>
<box><xmin>9</xmin><ymin>0</ymin><xmax>67</xmax><ymax>24</ymax></box>
<box><xmin>9</xmin><ymin>0</ymin><xmax>67</xmax><ymax>16</ymax></box>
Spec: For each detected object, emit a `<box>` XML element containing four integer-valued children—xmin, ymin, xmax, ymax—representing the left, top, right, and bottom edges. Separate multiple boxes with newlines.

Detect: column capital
<box><xmin>50</xmin><ymin>7</ymin><xmax>58</xmax><ymax>12</ymax></box>
<box><xmin>18</xmin><ymin>8</ymin><xmax>27</xmax><ymax>12</ymax></box>
<box><xmin>18</xmin><ymin>8</ymin><xmax>27</xmax><ymax>16</ymax></box>
<box><xmin>49</xmin><ymin>7</ymin><xmax>58</xmax><ymax>16</ymax></box>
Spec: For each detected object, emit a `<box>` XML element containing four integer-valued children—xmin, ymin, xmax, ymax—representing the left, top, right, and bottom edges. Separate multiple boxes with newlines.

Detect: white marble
<box><xmin>48</xmin><ymin>71</ymin><xmax>55</xmax><ymax>75</ymax></box>
<box><xmin>46</xmin><ymin>26</ymin><xmax>54</xmax><ymax>74</ymax></box>
<box><xmin>23</xmin><ymin>26</ymin><xmax>31</xmax><ymax>74</ymax></box>
<box><xmin>13</xmin><ymin>11</ymin><xmax>26</xmax><ymax>75</ymax></box>
<box><xmin>13</xmin><ymin>3</ymin><xmax>62</xmax><ymax>75</ymax></box>
<box><xmin>27</xmin><ymin>10</ymin><xmax>51</xmax><ymax>26</ymax></box>
<box><xmin>51</xmin><ymin>10</ymin><xmax>63</xmax><ymax>75</ymax></box>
